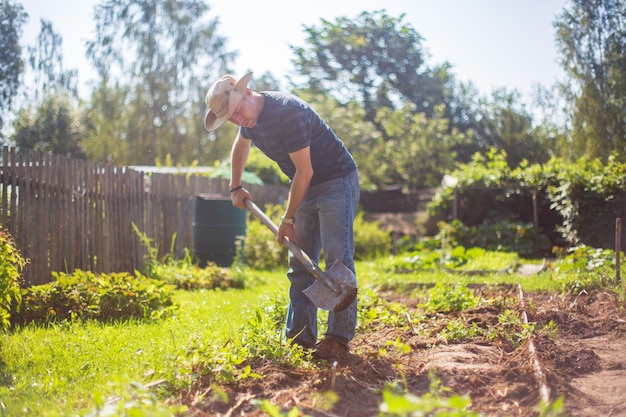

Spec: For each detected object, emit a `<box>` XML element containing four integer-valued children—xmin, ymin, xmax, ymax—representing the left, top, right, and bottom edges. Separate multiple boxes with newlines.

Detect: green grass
<box><xmin>359</xmin><ymin>257</ymin><xmax>562</xmax><ymax>293</ymax></box>
<box><xmin>0</xmin><ymin>255</ymin><xmax>610</xmax><ymax>416</ymax></box>
<box><xmin>0</xmin><ymin>270</ymin><xmax>287</xmax><ymax>416</ymax></box>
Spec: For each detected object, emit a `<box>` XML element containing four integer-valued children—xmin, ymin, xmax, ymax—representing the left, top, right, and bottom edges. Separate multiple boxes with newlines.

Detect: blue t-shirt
<box><xmin>240</xmin><ymin>92</ymin><xmax>357</xmax><ymax>186</ymax></box>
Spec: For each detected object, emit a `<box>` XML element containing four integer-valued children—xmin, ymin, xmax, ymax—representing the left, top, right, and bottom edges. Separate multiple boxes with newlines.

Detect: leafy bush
<box><xmin>148</xmin><ymin>249</ymin><xmax>244</xmax><ymax>290</ymax></box>
<box><xmin>428</xmin><ymin>149</ymin><xmax>626</xmax><ymax>250</ymax></box>
<box><xmin>554</xmin><ymin>245</ymin><xmax>624</xmax><ymax>294</ymax></box>
<box><xmin>437</xmin><ymin>219</ymin><xmax>552</xmax><ymax>257</ymax></box>
<box><xmin>238</xmin><ymin>203</ymin><xmax>288</xmax><ymax>271</ymax></box>
<box><xmin>239</xmin><ymin>205</ymin><xmax>392</xmax><ymax>270</ymax></box>
<box><xmin>14</xmin><ymin>270</ymin><xmax>176</xmax><ymax>326</ymax></box>
<box><xmin>422</xmin><ymin>282</ymin><xmax>478</xmax><ymax>313</ymax></box>
<box><xmin>354</xmin><ymin>211</ymin><xmax>392</xmax><ymax>260</ymax></box>
<box><xmin>0</xmin><ymin>228</ymin><xmax>27</xmax><ymax>332</ymax></box>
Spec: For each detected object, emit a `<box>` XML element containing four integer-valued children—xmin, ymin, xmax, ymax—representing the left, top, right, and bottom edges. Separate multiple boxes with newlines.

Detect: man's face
<box><xmin>229</xmin><ymin>93</ymin><xmax>257</xmax><ymax>128</ymax></box>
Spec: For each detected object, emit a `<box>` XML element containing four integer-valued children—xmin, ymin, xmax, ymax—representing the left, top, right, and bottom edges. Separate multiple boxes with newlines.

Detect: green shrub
<box><xmin>238</xmin><ymin>205</ymin><xmax>392</xmax><ymax>270</ymax></box>
<box><xmin>148</xmin><ymin>249</ymin><xmax>244</xmax><ymax>290</ymax></box>
<box><xmin>0</xmin><ymin>228</ymin><xmax>27</xmax><ymax>332</ymax></box>
<box><xmin>437</xmin><ymin>218</ymin><xmax>552</xmax><ymax>258</ymax></box>
<box><xmin>238</xmin><ymin>203</ymin><xmax>288</xmax><ymax>271</ymax></box>
<box><xmin>14</xmin><ymin>270</ymin><xmax>176</xmax><ymax>325</ymax></box>
<box><xmin>354</xmin><ymin>211</ymin><xmax>392</xmax><ymax>260</ymax></box>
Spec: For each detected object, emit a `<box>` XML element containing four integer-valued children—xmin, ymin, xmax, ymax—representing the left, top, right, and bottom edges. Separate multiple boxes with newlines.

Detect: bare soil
<box><xmin>179</xmin><ymin>288</ymin><xmax>626</xmax><ymax>417</ymax></box>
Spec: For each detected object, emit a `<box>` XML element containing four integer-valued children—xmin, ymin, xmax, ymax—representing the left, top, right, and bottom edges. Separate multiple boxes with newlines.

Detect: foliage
<box><xmin>386</xmin><ymin>244</ymin><xmax>519</xmax><ymax>273</ymax></box>
<box><xmin>237</xmin><ymin>203</ymin><xmax>288</xmax><ymax>271</ymax></box>
<box><xmin>174</xmin><ymin>291</ymin><xmax>312</xmax><ymax>391</ymax></box>
<box><xmin>437</xmin><ymin>219</ymin><xmax>552</xmax><ymax>258</ymax></box>
<box><xmin>422</xmin><ymin>282</ymin><xmax>478</xmax><ymax>313</ymax></box>
<box><xmin>82</xmin><ymin>0</ymin><xmax>235</xmax><ymax>166</ymax></box>
<box><xmin>147</xmin><ymin>250</ymin><xmax>244</xmax><ymax>290</ymax></box>
<box><xmin>25</xmin><ymin>19</ymin><xmax>78</xmax><ymax>101</ymax></box>
<box><xmin>354</xmin><ymin>212</ymin><xmax>392</xmax><ymax>260</ymax></box>
<box><xmin>244</xmin><ymin>146</ymin><xmax>290</xmax><ymax>186</ymax></box>
<box><xmin>293</xmin><ymin>10</ymin><xmax>452</xmax><ymax>128</ymax></box>
<box><xmin>370</xmin><ymin>104</ymin><xmax>468</xmax><ymax>190</ymax></box>
<box><xmin>11</xmin><ymin>92</ymin><xmax>86</xmax><ymax>158</ymax></box>
<box><xmin>0</xmin><ymin>227</ymin><xmax>27</xmax><ymax>332</ymax></box>
<box><xmin>428</xmin><ymin>150</ymin><xmax>626</xmax><ymax>250</ymax></box>
<box><xmin>0</xmin><ymin>0</ymin><xmax>27</xmax><ymax>135</ymax></box>
<box><xmin>378</xmin><ymin>380</ymin><xmax>479</xmax><ymax>417</ymax></box>
<box><xmin>554</xmin><ymin>245</ymin><xmax>625</xmax><ymax>295</ymax></box>
<box><xmin>13</xmin><ymin>270</ymin><xmax>176</xmax><ymax>325</ymax></box>
<box><xmin>555</xmin><ymin>0</ymin><xmax>626</xmax><ymax>162</ymax></box>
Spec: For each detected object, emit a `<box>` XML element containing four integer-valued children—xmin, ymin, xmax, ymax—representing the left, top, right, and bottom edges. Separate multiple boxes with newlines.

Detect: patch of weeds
<box><xmin>378</xmin><ymin>376</ymin><xmax>479</xmax><ymax>417</ymax></box>
<box><xmin>486</xmin><ymin>310</ymin><xmax>557</xmax><ymax>348</ymax></box>
<box><xmin>439</xmin><ymin>319</ymin><xmax>482</xmax><ymax>343</ymax></box>
<box><xmin>358</xmin><ymin>287</ymin><xmax>412</xmax><ymax>331</ymax></box>
<box><xmin>421</xmin><ymin>282</ymin><xmax>479</xmax><ymax>313</ymax></box>
<box><xmin>173</xmin><ymin>292</ymin><xmax>311</xmax><ymax>391</ymax></box>
<box><xmin>554</xmin><ymin>245</ymin><xmax>624</xmax><ymax>295</ymax></box>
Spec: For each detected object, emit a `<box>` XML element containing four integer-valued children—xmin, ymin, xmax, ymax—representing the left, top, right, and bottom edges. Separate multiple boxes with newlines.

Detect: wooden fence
<box><xmin>0</xmin><ymin>147</ymin><xmax>288</xmax><ymax>286</ymax></box>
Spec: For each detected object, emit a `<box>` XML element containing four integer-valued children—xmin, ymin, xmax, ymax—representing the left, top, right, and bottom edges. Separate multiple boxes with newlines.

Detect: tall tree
<box><xmin>26</xmin><ymin>19</ymin><xmax>78</xmax><ymax>101</ymax></box>
<box><xmin>0</xmin><ymin>0</ymin><xmax>27</xmax><ymax>139</ymax></box>
<box><xmin>12</xmin><ymin>93</ymin><xmax>86</xmax><ymax>158</ymax></box>
<box><xmin>291</xmin><ymin>10</ymin><xmax>454</xmax><ymax>138</ymax></box>
<box><xmin>555</xmin><ymin>0</ymin><xmax>626</xmax><ymax>161</ymax></box>
<box><xmin>84</xmin><ymin>0</ymin><xmax>235</xmax><ymax>165</ymax></box>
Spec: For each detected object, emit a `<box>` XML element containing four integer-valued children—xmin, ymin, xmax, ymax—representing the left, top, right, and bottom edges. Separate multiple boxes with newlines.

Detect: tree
<box><xmin>555</xmin><ymin>0</ymin><xmax>626</xmax><ymax>161</ymax></box>
<box><xmin>11</xmin><ymin>93</ymin><xmax>86</xmax><ymax>158</ymax></box>
<box><xmin>291</xmin><ymin>10</ymin><xmax>455</xmax><ymax>138</ymax></box>
<box><xmin>84</xmin><ymin>0</ymin><xmax>235</xmax><ymax>165</ymax></box>
<box><xmin>0</xmin><ymin>0</ymin><xmax>27</xmax><ymax>139</ymax></box>
<box><xmin>470</xmin><ymin>88</ymin><xmax>554</xmax><ymax>167</ymax></box>
<box><xmin>26</xmin><ymin>19</ymin><xmax>78</xmax><ymax>101</ymax></box>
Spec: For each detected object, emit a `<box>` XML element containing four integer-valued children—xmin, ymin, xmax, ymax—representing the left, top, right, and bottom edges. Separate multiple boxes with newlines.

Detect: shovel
<box><xmin>245</xmin><ymin>199</ymin><xmax>357</xmax><ymax>312</ymax></box>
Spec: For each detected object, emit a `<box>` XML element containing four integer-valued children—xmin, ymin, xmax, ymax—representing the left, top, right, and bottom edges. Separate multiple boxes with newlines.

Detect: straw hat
<box><xmin>204</xmin><ymin>72</ymin><xmax>252</xmax><ymax>131</ymax></box>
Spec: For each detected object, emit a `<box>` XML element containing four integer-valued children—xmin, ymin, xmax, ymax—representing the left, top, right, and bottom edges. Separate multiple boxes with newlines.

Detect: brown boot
<box><xmin>312</xmin><ymin>337</ymin><xmax>348</xmax><ymax>360</ymax></box>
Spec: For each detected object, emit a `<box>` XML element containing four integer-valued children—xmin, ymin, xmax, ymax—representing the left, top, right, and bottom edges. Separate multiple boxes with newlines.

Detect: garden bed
<box><xmin>180</xmin><ymin>287</ymin><xmax>626</xmax><ymax>417</ymax></box>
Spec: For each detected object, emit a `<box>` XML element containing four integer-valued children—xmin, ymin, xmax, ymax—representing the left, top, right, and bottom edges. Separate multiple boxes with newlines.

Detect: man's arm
<box><xmin>277</xmin><ymin>146</ymin><xmax>313</xmax><ymax>244</ymax></box>
<box><xmin>230</xmin><ymin>132</ymin><xmax>253</xmax><ymax>209</ymax></box>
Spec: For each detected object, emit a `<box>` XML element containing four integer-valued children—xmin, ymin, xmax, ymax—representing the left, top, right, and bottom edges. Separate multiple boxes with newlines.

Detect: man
<box><xmin>204</xmin><ymin>72</ymin><xmax>359</xmax><ymax>360</ymax></box>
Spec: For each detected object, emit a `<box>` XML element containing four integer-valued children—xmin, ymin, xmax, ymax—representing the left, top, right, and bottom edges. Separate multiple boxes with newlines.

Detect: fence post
<box><xmin>616</xmin><ymin>218</ymin><xmax>622</xmax><ymax>283</ymax></box>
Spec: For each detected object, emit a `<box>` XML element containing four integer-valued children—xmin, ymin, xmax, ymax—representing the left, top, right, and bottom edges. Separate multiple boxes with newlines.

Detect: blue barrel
<box><xmin>193</xmin><ymin>196</ymin><xmax>246</xmax><ymax>267</ymax></box>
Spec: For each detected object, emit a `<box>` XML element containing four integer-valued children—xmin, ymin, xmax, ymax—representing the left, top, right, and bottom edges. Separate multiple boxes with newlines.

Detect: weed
<box><xmin>422</xmin><ymin>282</ymin><xmax>479</xmax><ymax>313</ymax></box>
<box><xmin>378</xmin><ymin>379</ymin><xmax>479</xmax><ymax>417</ymax></box>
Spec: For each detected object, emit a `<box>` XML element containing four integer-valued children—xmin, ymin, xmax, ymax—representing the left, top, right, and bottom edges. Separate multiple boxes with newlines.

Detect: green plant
<box><xmin>440</xmin><ymin>319</ymin><xmax>482</xmax><ymax>343</ymax></box>
<box><xmin>0</xmin><ymin>228</ymin><xmax>27</xmax><ymax>332</ymax></box>
<box><xmin>554</xmin><ymin>245</ymin><xmax>624</xmax><ymax>294</ymax></box>
<box><xmin>354</xmin><ymin>211</ymin><xmax>392</xmax><ymax>260</ymax></box>
<box><xmin>378</xmin><ymin>380</ymin><xmax>479</xmax><ymax>417</ymax></box>
<box><xmin>422</xmin><ymin>282</ymin><xmax>479</xmax><ymax>313</ymax></box>
<box><xmin>14</xmin><ymin>270</ymin><xmax>176</xmax><ymax>325</ymax></box>
<box><xmin>238</xmin><ymin>203</ymin><xmax>288</xmax><ymax>271</ymax></box>
<box><xmin>148</xmin><ymin>249</ymin><xmax>244</xmax><ymax>290</ymax></box>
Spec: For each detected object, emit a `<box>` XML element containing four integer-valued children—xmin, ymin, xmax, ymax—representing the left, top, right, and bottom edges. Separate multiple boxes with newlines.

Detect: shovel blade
<box><xmin>303</xmin><ymin>259</ymin><xmax>357</xmax><ymax>312</ymax></box>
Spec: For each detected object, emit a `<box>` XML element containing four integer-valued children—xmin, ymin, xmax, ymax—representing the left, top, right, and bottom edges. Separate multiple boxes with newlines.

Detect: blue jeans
<box><xmin>285</xmin><ymin>170</ymin><xmax>359</xmax><ymax>348</ymax></box>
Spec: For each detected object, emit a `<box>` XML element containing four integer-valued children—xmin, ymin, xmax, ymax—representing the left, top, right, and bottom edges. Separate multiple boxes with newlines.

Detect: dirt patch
<box><xmin>179</xmin><ymin>289</ymin><xmax>626</xmax><ymax>417</ymax></box>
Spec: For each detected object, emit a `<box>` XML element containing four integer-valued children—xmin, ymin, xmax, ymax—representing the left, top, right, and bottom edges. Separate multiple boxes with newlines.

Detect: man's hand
<box><xmin>230</xmin><ymin>187</ymin><xmax>253</xmax><ymax>209</ymax></box>
<box><xmin>277</xmin><ymin>222</ymin><xmax>297</xmax><ymax>245</ymax></box>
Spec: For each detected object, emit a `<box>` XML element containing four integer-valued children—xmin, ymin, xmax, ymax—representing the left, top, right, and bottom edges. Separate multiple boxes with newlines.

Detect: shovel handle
<box><xmin>244</xmin><ymin>199</ymin><xmax>326</xmax><ymax>280</ymax></box>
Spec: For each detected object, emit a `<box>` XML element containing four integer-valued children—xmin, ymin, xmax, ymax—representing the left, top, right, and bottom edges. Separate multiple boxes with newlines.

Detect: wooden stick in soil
<box><xmin>616</xmin><ymin>218</ymin><xmax>621</xmax><ymax>283</ymax></box>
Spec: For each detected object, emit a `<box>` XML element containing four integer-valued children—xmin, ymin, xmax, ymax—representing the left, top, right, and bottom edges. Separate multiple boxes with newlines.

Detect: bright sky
<box><xmin>19</xmin><ymin>0</ymin><xmax>568</xmax><ymax>102</ymax></box>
